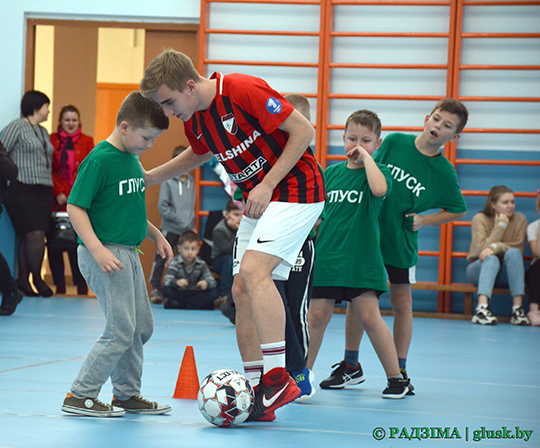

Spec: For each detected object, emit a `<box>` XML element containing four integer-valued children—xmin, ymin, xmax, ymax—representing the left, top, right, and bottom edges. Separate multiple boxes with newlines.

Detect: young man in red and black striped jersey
<box><xmin>140</xmin><ymin>49</ymin><xmax>325</xmax><ymax>421</ymax></box>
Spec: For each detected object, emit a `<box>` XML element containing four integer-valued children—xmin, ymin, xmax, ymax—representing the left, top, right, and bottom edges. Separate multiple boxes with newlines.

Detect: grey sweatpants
<box><xmin>70</xmin><ymin>244</ymin><xmax>153</xmax><ymax>400</ymax></box>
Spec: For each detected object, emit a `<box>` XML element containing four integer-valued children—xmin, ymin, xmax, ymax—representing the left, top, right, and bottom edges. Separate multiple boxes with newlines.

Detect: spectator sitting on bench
<box><xmin>466</xmin><ymin>185</ymin><xmax>529</xmax><ymax>326</ymax></box>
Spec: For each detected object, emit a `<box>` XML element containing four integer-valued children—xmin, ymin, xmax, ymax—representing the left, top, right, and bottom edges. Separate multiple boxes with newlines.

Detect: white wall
<box><xmin>0</xmin><ymin>0</ymin><xmax>200</xmax><ymax>127</ymax></box>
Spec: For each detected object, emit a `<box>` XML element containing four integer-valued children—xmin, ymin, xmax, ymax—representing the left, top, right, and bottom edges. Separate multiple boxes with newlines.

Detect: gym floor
<box><xmin>1</xmin><ymin>296</ymin><xmax>538</xmax><ymax>448</ymax></box>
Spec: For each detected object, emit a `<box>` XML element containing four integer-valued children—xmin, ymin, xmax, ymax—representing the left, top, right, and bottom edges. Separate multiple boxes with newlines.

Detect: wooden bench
<box><xmin>411</xmin><ymin>282</ymin><xmax>511</xmax><ymax>316</ymax></box>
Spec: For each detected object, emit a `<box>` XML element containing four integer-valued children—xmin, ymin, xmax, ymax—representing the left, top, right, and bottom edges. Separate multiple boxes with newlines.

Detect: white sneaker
<box><xmin>510</xmin><ymin>307</ymin><xmax>530</xmax><ymax>326</ymax></box>
<box><xmin>150</xmin><ymin>288</ymin><xmax>163</xmax><ymax>304</ymax></box>
<box><xmin>471</xmin><ymin>307</ymin><xmax>498</xmax><ymax>325</ymax></box>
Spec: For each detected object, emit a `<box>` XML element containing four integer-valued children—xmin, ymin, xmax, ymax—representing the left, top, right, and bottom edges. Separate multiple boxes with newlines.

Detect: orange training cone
<box><xmin>173</xmin><ymin>345</ymin><xmax>200</xmax><ymax>399</ymax></box>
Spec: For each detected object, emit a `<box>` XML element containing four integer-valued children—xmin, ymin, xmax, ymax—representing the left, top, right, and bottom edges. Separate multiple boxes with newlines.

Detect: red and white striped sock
<box><xmin>261</xmin><ymin>341</ymin><xmax>286</xmax><ymax>375</ymax></box>
<box><xmin>243</xmin><ymin>360</ymin><xmax>263</xmax><ymax>387</ymax></box>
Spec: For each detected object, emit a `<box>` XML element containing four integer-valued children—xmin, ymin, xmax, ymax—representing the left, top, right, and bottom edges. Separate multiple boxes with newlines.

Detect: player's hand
<box><xmin>244</xmin><ymin>183</ymin><xmax>273</xmax><ymax>219</ymax></box>
<box><xmin>56</xmin><ymin>193</ymin><xmax>68</xmax><ymax>206</ymax></box>
<box><xmin>155</xmin><ymin>234</ymin><xmax>174</xmax><ymax>268</ymax></box>
<box><xmin>346</xmin><ymin>145</ymin><xmax>370</xmax><ymax>165</ymax></box>
<box><xmin>479</xmin><ymin>247</ymin><xmax>495</xmax><ymax>261</ymax></box>
<box><xmin>176</xmin><ymin>279</ymin><xmax>189</xmax><ymax>288</ymax></box>
<box><xmin>92</xmin><ymin>246</ymin><xmax>125</xmax><ymax>274</ymax></box>
<box><xmin>196</xmin><ymin>280</ymin><xmax>208</xmax><ymax>290</ymax></box>
<box><xmin>405</xmin><ymin>213</ymin><xmax>426</xmax><ymax>231</ymax></box>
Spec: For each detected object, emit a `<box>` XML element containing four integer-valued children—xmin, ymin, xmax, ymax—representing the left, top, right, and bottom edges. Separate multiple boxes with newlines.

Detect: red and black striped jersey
<box><xmin>186</xmin><ymin>72</ymin><xmax>325</xmax><ymax>204</ymax></box>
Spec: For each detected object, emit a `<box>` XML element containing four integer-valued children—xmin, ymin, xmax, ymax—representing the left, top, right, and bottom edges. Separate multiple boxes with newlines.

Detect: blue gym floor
<box><xmin>1</xmin><ymin>296</ymin><xmax>539</xmax><ymax>448</ymax></box>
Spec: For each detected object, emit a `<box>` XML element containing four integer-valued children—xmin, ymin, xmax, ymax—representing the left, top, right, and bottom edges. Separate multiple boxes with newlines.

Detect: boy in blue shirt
<box><xmin>61</xmin><ymin>91</ymin><xmax>174</xmax><ymax>417</ymax></box>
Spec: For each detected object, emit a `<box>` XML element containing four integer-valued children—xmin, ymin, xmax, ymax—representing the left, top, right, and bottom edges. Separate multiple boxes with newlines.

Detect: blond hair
<box><xmin>140</xmin><ymin>49</ymin><xmax>201</xmax><ymax>98</ymax></box>
<box><xmin>284</xmin><ymin>94</ymin><xmax>311</xmax><ymax>122</ymax></box>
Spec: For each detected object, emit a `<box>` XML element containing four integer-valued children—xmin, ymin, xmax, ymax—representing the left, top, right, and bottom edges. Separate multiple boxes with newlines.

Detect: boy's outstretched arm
<box><xmin>347</xmin><ymin>146</ymin><xmax>388</xmax><ymax>197</ymax></box>
<box><xmin>405</xmin><ymin>210</ymin><xmax>467</xmax><ymax>232</ymax></box>
<box><xmin>67</xmin><ymin>203</ymin><xmax>125</xmax><ymax>273</ymax></box>
<box><xmin>143</xmin><ymin>146</ymin><xmax>214</xmax><ymax>186</ymax></box>
<box><xmin>146</xmin><ymin>221</ymin><xmax>174</xmax><ymax>268</ymax></box>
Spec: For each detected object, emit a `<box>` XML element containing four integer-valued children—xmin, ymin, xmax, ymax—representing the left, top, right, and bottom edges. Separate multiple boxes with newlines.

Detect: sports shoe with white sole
<box><xmin>471</xmin><ymin>307</ymin><xmax>498</xmax><ymax>325</ymax></box>
<box><xmin>112</xmin><ymin>395</ymin><xmax>171</xmax><ymax>415</ymax></box>
<box><xmin>510</xmin><ymin>307</ymin><xmax>530</xmax><ymax>326</ymax></box>
<box><xmin>319</xmin><ymin>361</ymin><xmax>365</xmax><ymax>389</ymax></box>
<box><xmin>61</xmin><ymin>393</ymin><xmax>125</xmax><ymax>417</ymax></box>
<box><xmin>382</xmin><ymin>377</ymin><xmax>410</xmax><ymax>399</ymax></box>
<box><xmin>247</xmin><ymin>367</ymin><xmax>300</xmax><ymax>422</ymax></box>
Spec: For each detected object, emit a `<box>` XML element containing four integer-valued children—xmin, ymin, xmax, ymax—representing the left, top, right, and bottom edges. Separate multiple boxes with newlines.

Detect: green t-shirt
<box><xmin>68</xmin><ymin>140</ymin><xmax>147</xmax><ymax>246</ymax></box>
<box><xmin>313</xmin><ymin>161</ymin><xmax>392</xmax><ymax>291</ymax></box>
<box><xmin>374</xmin><ymin>133</ymin><xmax>467</xmax><ymax>269</ymax></box>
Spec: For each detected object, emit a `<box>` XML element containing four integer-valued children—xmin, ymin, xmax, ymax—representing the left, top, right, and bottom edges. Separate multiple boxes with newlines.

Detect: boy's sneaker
<box><xmin>400</xmin><ymin>368</ymin><xmax>415</xmax><ymax>396</ymax></box>
<box><xmin>293</xmin><ymin>367</ymin><xmax>316</xmax><ymax>402</ymax></box>
<box><xmin>319</xmin><ymin>361</ymin><xmax>365</xmax><ymax>389</ymax></box>
<box><xmin>382</xmin><ymin>377</ymin><xmax>410</xmax><ymax>399</ymax></box>
<box><xmin>61</xmin><ymin>393</ymin><xmax>125</xmax><ymax>417</ymax></box>
<box><xmin>247</xmin><ymin>367</ymin><xmax>300</xmax><ymax>422</ymax></box>
<box><xmin>527</xmin><ymin>310</ymin><xmax>540</xmax><ymax>327</ymax></box>
<box><xmin>111</xmin><ymin>395</ymin><xmax>171</xmax><ymax>415</ymax></box>
<box><xmin>471</xmin><ymin>307</ymin><xmax>498</xmax><ymax>325</ymax></box>
<box><xmin>150</xmin><ymin>288</ymin><xmax>163</xmax><ymax>304</ymax></box>
<box><xmin>510</xmin><ymin>307</ymin><xmax>530</xmax><ymax>326</ymax></box>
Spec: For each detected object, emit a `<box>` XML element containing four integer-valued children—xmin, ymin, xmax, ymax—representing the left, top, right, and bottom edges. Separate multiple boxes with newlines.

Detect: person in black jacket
<box><xmin>0</xmin><ymin>141</ymin><xmax>23</xmax><ymax>315</ymax></box>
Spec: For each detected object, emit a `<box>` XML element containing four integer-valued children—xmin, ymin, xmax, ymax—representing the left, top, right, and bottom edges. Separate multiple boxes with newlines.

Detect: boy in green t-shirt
<box><xmin>333</xmin><ymin>99</ymin><xmax>468</xmax><ymax>394</ymax></box>
<box><xmin>61</xmin><ymin>91</ymin><xmax>174</xmax><ymax>417</ymax></box>
<box><xmin>307</xmin><ymin>109</ymin><xmax>410</xmax><ymax>399</ymax></box>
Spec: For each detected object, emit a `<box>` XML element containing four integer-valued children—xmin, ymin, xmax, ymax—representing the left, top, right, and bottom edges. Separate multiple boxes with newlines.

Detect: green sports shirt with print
<box><xmin>313</xmin><ymin>161</ymin><xmax>393</xmax><ymax>291</ymax></box>
<box><xmin>374</xmin><ymin>133</ymin><xmax>467</xmax><ymax>269</ymax></box>
<box><xmin>68</xmin><ymin>140</ymin><xmax>147</xmax><ymax>246</ymax></box>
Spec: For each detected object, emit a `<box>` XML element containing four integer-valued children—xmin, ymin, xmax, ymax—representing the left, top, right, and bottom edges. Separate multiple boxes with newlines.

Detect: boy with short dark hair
<box><xmin>307</xmin><ymin>109</ymin><xmax>410</xmax><ymax>398</ymax></box>
<box><xmin>61</xmin><ymin>91</ymin><xmax>174</xmax><ymax>417</ymax></box>
<box><xmin>162</xmin><ymin>230</ymin><xmax>218</xmax><ymax>309</ymax></box>
<box><xmin>334</xmin><ymin>98</ymin><xmax>468</xmax><ymax>394</ymax></box>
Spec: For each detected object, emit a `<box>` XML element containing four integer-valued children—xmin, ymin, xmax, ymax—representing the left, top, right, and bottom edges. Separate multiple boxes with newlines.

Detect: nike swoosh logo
<box><xmin>262</xmin><ymin>384</ymin><xmax>288</xmax><ymax>408</ymax></box>
<box><xmin>257</xmin><ymin>238</ymin><xmax>274</xmax><ymax>244</ymax></box>
<box><xmin>197</xmin><ymin>133</ymin><xmax>203</xmax><ymax>140</ymax></box>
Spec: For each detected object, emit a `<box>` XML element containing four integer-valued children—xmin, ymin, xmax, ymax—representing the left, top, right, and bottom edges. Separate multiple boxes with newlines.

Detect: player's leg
<box><xmin>306</xmin><ymin>297</ymin><xmax>335</xmax><ymax>370</ymax></box>
<box><xmin>351</xmin><ymin>292</ymin><xmax>409</xmax><ymax>398</ymax></box>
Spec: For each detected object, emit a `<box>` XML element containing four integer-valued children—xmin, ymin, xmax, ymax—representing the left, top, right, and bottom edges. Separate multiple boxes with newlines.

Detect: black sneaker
<box><xmin>247</xmin><ymin>367</ymin><xmax>300</xmax><ymax>422</ymax></box>
<box><xmin>319</xmin><ymin>361</ymin><xmax>365</xmax><ymax>389</ymax></box>
<box><xmin>382</xmin><ymin>377</ymin><xmax>410</xmax><ymax>399</ymax></box>
<box><xmin>112</xmin><ymin>395</ymin><xmax>171</xmax><ymax>415</ymax></box>
<box><xmin>61</xmin><ymin>393</ymin><xmax>125</xmax><ymax>417</ymax></box>
<box><xmin>400</xmin><ymin>368</ymin><xmax>415</xmax><ymax>395</ymax></box>
<box><xmin>0</xmin><ymin>289</ymin><xmax>23</xmax><ymax>316</ymax></box>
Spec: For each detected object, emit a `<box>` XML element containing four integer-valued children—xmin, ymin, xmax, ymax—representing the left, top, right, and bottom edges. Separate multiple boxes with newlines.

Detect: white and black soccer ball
<box><xmin>197</xmin><ymin>369</ymin><xmax>254</xmax><ymax>427</ymax></box>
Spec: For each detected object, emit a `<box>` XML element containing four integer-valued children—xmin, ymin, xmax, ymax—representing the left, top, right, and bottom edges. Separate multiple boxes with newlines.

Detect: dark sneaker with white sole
<box><xmin>112</xmin><ymin>395</ymin><xmax>172</xmax><ymax>415</ymax></box>
<box><xmin>61</xmin><ymin>393</ymin><xmax>125</xmax><ymax>417</ymax></box>
<box><xmin>319</xmin><ymin>361</ymin><xmax>365</xmax><ymax>389</ymax></box>
<box><xmin>382</xmin><ymin>377</ymin><xmax>410</xmax><ymax>399</ymax></box>
<box><xmin>400</xmin><ymin>368</ymin><xmax>415</xmax><ymax>395</ymax></box>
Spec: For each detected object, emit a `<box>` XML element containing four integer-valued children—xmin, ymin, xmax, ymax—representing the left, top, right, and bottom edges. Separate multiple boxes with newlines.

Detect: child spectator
<box><xmin>212</xmin><ymin>199</ymin><xmax>242</xmax><ymax>320</ymax></box>
<box><xmin>307</xmin><ymin>109</ymin><xmax>410</xmax><ymax>399</ymax></box>
<box><xmin>61</xmin><ymin>91</ymin><xmax>173</xmax><ymax>417</ymax></box>
<box><xmin>526</xmin><ymin>189</ymin><xmax>540</xmax><ymax>326</ymax></box>
<box><xmin>334</xmin><ymin>98</ymin><xmax>468</xmax><ymax>394</ymax></box>
<box><xmin>467</xmin><ymin>185</ymin><xmax>528</xmax><ymax>325</ymax></box>
<box><xmin>162</xmin><ymin>230</ymin><xmax>219</xmax><ymax>309</ymax></box>
<box><xmin>149</xmin><ymin>144</ymin><xmax>196</xmax><ymax>304</ymax></box>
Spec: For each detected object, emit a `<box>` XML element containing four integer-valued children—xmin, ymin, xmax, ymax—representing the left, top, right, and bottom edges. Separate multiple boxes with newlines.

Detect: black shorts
<box><xmin>312</xmin><ymin>286</ymin><xmax>384</xmax><ymax>303</ymax></box>
<box><xmin>385</xmin><ymin>264</ymin><xmax>413</xmax><ymax>284</ymax></box>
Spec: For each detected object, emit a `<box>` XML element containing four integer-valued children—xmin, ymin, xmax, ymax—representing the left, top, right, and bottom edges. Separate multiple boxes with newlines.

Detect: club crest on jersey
<box><xmin>221</xmin><ymin>113</ymin><xmax>237</xmax><ymax>135</ymax></box>
<box><xmin>266</xmin><ymin>97</ymin><xmax>282</xmax><ymax>114</ymax></box>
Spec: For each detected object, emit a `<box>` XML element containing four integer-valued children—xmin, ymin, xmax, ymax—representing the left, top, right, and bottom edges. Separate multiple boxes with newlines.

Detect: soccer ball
<box><xmin>197</xmin><ymin>369</ymin><xmax>254</xmax><ymax>427</ymax></box>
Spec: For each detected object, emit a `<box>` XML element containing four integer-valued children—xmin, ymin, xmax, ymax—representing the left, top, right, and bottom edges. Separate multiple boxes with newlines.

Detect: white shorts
<box><xmin>233</xmin><ymin>201</ymin><xmax>324</xmax><ymax>281</ymax></box>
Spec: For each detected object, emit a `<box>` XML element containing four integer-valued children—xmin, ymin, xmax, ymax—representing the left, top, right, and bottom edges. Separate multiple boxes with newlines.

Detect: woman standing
<box><xmin>466</xmin><ymin>185</ymin><xmax>529</xmax><ymax>325</ymax></box>
<box><xmin>1</xmin><ymin>91</ymin><xmax>54</xmax><ymax>297</ymax></box>
<box><xmin>49</xmin><ymin>105</ymin><xmax>94</xmax><ymax>295</ymax></box>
